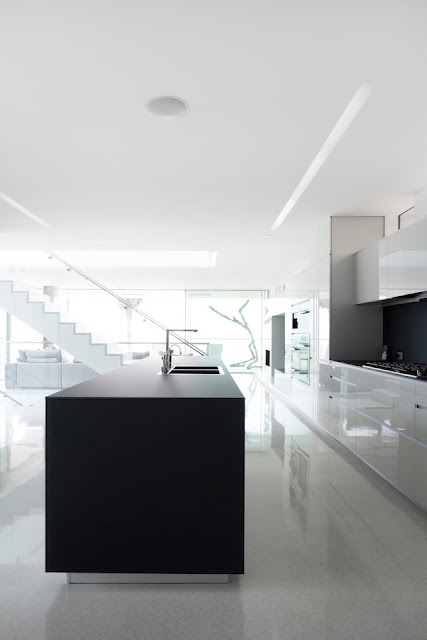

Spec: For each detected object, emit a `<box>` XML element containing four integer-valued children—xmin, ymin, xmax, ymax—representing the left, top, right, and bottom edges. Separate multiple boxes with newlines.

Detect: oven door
<box><xmin>291</xmin><ymin>344</ymin><xmax>301</xmax><ymax>375</ymax></box>
<box><xmin>291</xmin><ymin>334</ymin><xmax>310</xmax><ymax>384</ymax></box>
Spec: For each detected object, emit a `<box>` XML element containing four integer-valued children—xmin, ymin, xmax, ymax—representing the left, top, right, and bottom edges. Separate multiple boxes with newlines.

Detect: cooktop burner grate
<box><xmin>362</xmin><ymin>362</ymin><xmax>427</xmax><ymax>379</ymax></box>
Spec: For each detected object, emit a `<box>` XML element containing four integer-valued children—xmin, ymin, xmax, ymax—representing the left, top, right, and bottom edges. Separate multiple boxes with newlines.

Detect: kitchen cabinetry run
<box><xmin>356</xmin><ymin>216</ymin><xmax>427</xmax><ymax>304</ymax></box>
<box><xmin>323</xmin><ymin>361</ymin><xmax>426</xmax><ymax>511</ymax></box>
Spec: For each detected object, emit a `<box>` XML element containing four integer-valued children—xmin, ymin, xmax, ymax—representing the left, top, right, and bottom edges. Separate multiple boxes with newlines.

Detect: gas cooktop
<box><xmin>362</xmin><ymin>361</ymin><xmax>427</xmax><ymax>379</ymax></box>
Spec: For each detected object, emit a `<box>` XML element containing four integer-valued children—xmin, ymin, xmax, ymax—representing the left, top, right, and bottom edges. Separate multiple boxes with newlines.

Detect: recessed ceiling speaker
<box><xmin>146</xmin><ymin>96</ymin><xmax>189</xmax><ymax>118</ymax></box>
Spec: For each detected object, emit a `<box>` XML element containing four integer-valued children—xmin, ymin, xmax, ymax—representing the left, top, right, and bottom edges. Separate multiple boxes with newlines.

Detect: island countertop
<box><xmin>49</xmin><ymin>356</ymin><xmax>244</xmax><ymax>400</ymax></box>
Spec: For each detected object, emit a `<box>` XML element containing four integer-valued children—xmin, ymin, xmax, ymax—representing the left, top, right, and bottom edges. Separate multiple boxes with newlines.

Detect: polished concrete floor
<box><xmin>0</xmin><ymin>374</ymin><xmax>427</xmax><ymax>639</ymax></box>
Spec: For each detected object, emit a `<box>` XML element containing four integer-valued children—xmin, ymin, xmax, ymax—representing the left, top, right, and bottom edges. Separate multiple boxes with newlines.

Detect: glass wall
<box><xmin>0</xmin><ymin>311</ymin><xmax>46</xmax><ymax>407</ymax></box>
<box><xmin>0</xmin><ymin>285</ymin><xmax>268</xmax><ymax>407</ymax></box>
<box><xmin>50</xmin><ymin>287</ymin><xmax>267</xmax><ymax>368</ymax></box>
<box><xmin>54</xmin><ymin>288</ymin><xmax>186</xmax><ymax>353</ymax></box>
<box><xmin>187</xmin><ymin>290</ymin><xmax>267</xmax><ymax>371</ymax></box>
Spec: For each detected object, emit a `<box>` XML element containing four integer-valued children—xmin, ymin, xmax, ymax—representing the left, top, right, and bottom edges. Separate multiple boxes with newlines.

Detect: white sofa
<box><xmin>5</xmin><ymin>347</ymin><xmax>98</xmax><ymax>389</ymax></box>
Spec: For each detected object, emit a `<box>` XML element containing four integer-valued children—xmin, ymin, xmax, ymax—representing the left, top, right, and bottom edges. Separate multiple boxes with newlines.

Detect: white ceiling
<box><xmin>1</xmin><ymin>0</ymin><xmax>427</xmax><ymax>289</ymax></box>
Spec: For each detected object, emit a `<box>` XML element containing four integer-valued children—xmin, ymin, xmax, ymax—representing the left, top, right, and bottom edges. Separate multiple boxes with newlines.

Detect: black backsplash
<box><xmin>383</xmin><ymin>299</ymin><xmax>427</xmax><ymax>363</ymax></box>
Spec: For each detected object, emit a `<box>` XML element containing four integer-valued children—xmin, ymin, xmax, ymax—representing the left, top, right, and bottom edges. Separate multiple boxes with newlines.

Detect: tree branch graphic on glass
<box><xmin>209</xmin><ymin>299</ymin><xmax>259</xmax><ymax>369</ymax></box>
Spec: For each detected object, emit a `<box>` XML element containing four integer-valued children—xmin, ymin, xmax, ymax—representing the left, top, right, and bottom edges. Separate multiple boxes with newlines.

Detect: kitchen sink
<box><xmin>168</xmin><ymin>365</ymin><xmax>224</xmax><ymax>375</ymax></box>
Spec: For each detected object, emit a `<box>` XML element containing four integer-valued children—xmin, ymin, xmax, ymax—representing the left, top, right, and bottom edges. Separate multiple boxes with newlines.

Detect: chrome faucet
<box><xmin>161</xmin><ymin>329</ymin><xmax>198</xmax><ymax>373</ymax></box>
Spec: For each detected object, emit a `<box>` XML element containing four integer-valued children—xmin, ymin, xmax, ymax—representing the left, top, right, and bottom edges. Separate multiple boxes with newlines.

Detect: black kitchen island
<box><xmin>45</xmin><ymin>356</ymin><xmax>245</xmax><ymax>583</ymax></box>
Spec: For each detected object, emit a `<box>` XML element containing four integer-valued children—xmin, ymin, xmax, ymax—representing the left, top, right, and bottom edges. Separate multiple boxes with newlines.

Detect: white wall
<box><xmin>384</xmin><ymin>212</ymin><xmax>399</xmax><ymax>236</ymax></box>
<box><xmin>414</xmin><ymin>189</ymin><xmax>427</xmax><ymax>223</ymax></box>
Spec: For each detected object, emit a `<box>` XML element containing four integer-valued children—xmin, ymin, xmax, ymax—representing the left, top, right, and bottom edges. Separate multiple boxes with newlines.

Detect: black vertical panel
<box><xmin>46</xmin><ymin>396</ymin><xmax>244</xmax><ymax>574</ymax></box>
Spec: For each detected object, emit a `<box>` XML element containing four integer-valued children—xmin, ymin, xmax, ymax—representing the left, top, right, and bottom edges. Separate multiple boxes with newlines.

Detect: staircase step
<box><xmin>27</xmin><ymin>293</ymin><xmax>50</xmax><ymax>304</ymax></box>
<box><xmin>0</xmin><ymin>280</ymin><xmax>124</xmax><ymax>375</ymax></box>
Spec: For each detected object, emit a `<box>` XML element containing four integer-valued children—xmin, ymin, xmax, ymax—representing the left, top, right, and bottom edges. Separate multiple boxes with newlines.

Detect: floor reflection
<box><xmin>0</xmin><ymin>405</ymin><xmax>45</xmax><ymax>568</ymax></box>
<box><xmin>289</xmin><ymin>438</ymin><xmax>310</xmax><ymax>531</ymax></box>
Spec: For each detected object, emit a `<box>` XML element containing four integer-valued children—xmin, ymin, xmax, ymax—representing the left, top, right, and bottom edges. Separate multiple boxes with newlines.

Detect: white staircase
<box><xmin>0</xmin><ymin>281</ymin><xmax>130</xmax><ymax>374</ymax></box>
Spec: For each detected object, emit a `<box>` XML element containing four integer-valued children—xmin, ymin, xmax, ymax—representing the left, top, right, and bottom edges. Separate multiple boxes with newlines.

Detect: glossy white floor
<box><xmin>1</xmin><ymin>375</ymin><xmax>427</xmax><ymax>640</ymax></box>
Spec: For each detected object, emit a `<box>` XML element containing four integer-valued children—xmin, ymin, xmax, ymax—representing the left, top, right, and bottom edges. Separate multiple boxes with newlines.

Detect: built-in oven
<box><xmin>290</xmin><ymin>333</ymin><xmax>310</xmax><ymax>384</ymax></box>
<box><xmin>292</xmin><ymin>307</ymin><xmax>310</xmax><ymax>334</ymax></box>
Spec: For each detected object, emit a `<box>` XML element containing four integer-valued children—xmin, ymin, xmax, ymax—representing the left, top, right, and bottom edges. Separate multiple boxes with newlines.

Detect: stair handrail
<box><xmin>46</xmin><ymin>251</ymin><xmax>207</xmax><ymax>356</ymax></box>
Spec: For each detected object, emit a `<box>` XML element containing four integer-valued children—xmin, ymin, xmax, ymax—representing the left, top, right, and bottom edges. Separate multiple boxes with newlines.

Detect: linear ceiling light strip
<box><xmin>0</xmin><ymin>191</ymin><xmax>52</xmax><ymax>229</ymax></box>
<box><xmin>271</xmin><ymin>83</ymin><xmax>373</xmax><ymax>232</ymax></box>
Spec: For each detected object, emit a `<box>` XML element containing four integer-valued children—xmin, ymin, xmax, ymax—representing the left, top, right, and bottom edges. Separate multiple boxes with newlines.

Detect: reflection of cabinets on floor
<box><xmin>289</xmin><ymin>438</ymin><xmax>310</xmax><ymax>531</ymax></box>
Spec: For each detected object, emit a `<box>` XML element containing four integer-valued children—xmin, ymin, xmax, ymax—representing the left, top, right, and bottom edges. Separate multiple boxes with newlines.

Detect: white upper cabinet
<box><xmin>378</xmin><ymin>237</ymin><xmax>388</xmax><ymax>300</ymax></box>
<box><xmin>401</xmin><ymin>221</ymin><xmax>427</xmax><ymax>295</ymax></box>
<box><xmin>387</xmin><ymin>228</ymin><xmax>407</xmax><ymax>299</ymax></box>
<box><xmin>356</xmin><ymin>217</ymin><xmax>427</xmax><ymax>303</ymax></box>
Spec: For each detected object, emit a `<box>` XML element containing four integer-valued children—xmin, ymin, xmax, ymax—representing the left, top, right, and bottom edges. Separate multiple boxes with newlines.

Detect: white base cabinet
<box><xmin>414</xmin><ymin>445</ymin><xmax>427</xmax><ymax>507</ymax></box>
<box><xmin>325</xmin><ymin>361</ymin><xmax>426</xmax><ymax>510</ymax></box>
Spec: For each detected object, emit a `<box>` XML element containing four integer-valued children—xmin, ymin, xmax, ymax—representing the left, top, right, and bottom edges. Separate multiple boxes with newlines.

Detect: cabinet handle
<box><xmin>331</xmin><ymin>376</ymin><xmax>356</xmax><ymax>387</ymax></box>
<box><xmin>415</xmin><ymin>404</ymin><xmax>427</xmax><ymax>412</ymax></box>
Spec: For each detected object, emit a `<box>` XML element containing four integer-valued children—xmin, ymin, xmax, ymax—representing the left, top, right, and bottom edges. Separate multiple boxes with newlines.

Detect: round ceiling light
<box><xmin>146</xmin><ymin>96</ymin><xmax>189</xmax><ymax>118</ymax></box>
